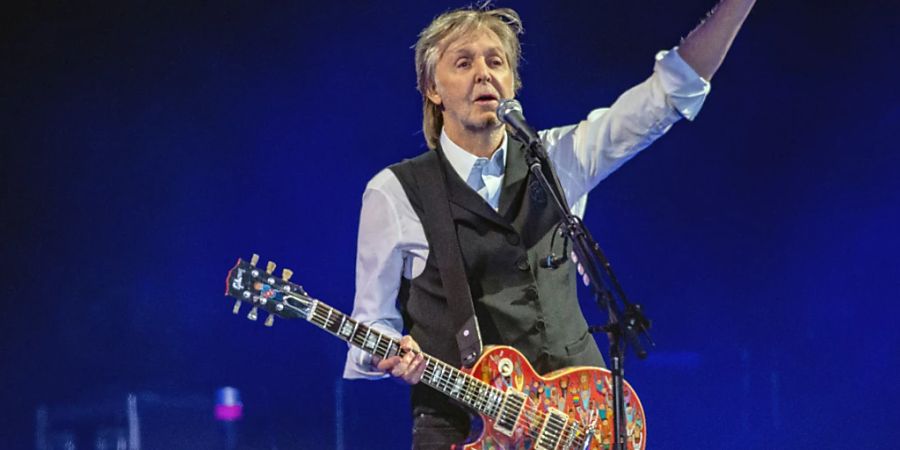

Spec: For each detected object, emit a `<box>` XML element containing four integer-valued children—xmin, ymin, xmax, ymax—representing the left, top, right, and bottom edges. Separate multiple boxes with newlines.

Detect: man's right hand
<box><xmin>372</xmin><ymin>335</ymin><xmax>426</xmax><ymax>385</ymax></box>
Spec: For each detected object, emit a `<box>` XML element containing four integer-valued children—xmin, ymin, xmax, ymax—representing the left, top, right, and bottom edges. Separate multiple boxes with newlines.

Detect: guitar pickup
<box><xmin>535</xmin><ymin>407</ymin><xmax>570</xmax><ymax>449</ymax></box>
<box><xmin>493</xmin><ymin>389</ymin><xmax>527</xmax><ymax>437</ymax></box>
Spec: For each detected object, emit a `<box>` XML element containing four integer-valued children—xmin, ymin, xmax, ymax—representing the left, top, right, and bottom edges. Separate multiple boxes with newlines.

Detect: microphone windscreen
<box><xmin>497</xmin><ymin>98</ymin><xmax>523</xmax><ymax>123</ymax></box>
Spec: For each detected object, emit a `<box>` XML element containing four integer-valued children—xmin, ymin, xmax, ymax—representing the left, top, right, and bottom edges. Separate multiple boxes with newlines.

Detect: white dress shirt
<box><xmin>343</xmin><ymin>48</ymin><xmax>710</xmax><ymax>379</ymax></box>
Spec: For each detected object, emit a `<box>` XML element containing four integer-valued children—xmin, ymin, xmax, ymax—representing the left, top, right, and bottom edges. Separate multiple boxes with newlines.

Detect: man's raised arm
<box><xmin>678</xmin><ymin>0</ymin><xmax>757</xmax><ymax>80</ymax></box>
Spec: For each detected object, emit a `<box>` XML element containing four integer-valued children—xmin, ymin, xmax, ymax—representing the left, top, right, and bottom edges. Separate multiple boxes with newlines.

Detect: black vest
<box><xmin>389</xmin><ymin>137</ymin><xmax>604</xmax><ymax>415</ymax></box>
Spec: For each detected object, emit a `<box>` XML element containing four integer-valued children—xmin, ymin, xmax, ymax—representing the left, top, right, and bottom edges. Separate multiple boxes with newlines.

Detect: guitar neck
<box><xmin>303</xmin><ymin>298</ymin><xmax>504</xmax><ymax>419</ymax></box>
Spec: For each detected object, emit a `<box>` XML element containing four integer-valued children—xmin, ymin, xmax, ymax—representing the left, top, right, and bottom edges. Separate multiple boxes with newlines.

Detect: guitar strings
<box><xmin>405</xmin><ymin>348</ymin><xmax>588</xmax><ymax>446</ymax></box>
<box><xmin>308</xmin><ymin>302</ymin><xmax>592</xmax><ymax>447</ymax></box>
<box><xmin>313</xmin><ymin>306</ymin><xmax>584</xmax><ymax>446</ymax></box>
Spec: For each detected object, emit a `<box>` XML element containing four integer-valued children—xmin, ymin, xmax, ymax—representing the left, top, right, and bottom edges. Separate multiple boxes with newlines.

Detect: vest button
<box><xmin>535</xmin><ymin>321</ymin><xmax>546</xmax><ymax>331</ymax></box>
<box><xmin>506</xmin><ymin>233</ymin><xmax>520</xmax><ymax>246</ymax></box>
<box><xmin>525</xmin><ymin>287</ymin><xmax>538</xmax><ymax>301</ymax></box>
<box><xmin>516</xmin><ymin>257</ymin><xmax>530</xmax><ymax>271</ymax></box>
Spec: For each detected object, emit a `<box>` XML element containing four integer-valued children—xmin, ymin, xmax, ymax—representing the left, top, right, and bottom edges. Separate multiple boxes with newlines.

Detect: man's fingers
<box><xmin>374</xmin><ymin>335</ymin><xmax>425</xmax><ymax>384</ymax></box>
<box><xmin>403</xmin><ymin>348</ymin><xmax>416</xmax><ymax>365</ymax></box>
<box><xmin>400</xmin><ymin>353</ymin><xmax>424</xmax><ymax>384</ymax></box>
<box><xmin>376</xmin><ymin>355</ymin><xmax>400</xmax><ymax>372</ymax></box>
<box><xmin>407</xmin><ymin>353</ymin><xmax>426</xmax><ymax>384</ymax></box>
<box><xmin>399</xmin><ymin>335</ymin><xmax>421</xmax><ymax>353</ymax></box>
<box><xmin>391</xmin><ymin>363</ymin><xmax>407</xmax><ymax>378</ymax></box>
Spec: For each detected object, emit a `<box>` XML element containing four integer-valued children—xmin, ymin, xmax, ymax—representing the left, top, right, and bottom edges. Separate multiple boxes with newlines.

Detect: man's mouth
<box><xmin>474</xmin><ymin>94</ymin><xmax>499</xmax><ymax>104</ymax></box>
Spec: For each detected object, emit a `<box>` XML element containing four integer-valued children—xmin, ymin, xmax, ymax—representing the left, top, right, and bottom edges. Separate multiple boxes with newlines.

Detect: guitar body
<box><xmin>457</xmin><ymin>346</ymin><xmax>646</xmax><ymax>450</ymax></box>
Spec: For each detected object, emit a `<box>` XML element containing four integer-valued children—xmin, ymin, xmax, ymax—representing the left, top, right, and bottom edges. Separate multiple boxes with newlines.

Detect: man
<box><xmin>344</xmin><ymin>1</ymin><xmax>756</xmax><ymax>448</ymax></box>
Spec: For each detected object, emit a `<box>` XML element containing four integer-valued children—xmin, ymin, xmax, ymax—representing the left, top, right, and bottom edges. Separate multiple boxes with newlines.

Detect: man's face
<box><xmin>427</xmin><ymin>28</ymin><xmax>515</xmax><ymax>137</ymax></box>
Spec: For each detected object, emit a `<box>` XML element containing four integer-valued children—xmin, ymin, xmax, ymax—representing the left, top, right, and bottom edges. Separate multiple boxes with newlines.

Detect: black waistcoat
<box><xmin>389</xmin><ymin>137</ymin><xmax>605</xmax><ymax>415</ymax></box>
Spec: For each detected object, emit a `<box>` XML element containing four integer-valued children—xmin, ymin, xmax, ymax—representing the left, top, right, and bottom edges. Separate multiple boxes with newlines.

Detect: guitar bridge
<box><xmin>493</xmin><ymin>389</ymin><xmax>526</xmax><ymax>437</ymax></box>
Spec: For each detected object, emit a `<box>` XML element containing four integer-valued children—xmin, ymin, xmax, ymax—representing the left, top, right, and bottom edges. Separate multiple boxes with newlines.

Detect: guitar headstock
<box><xmin>224</xmin><ymin>254</ymin><xmax>315</xmax><ymax>327</ymax></box>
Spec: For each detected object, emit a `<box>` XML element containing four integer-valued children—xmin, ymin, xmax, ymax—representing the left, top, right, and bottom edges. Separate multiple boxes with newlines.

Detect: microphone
<box><xmin>497</xmin><ymin>99</ymin><xmax>540</xmax><ymax>148</ymax></box>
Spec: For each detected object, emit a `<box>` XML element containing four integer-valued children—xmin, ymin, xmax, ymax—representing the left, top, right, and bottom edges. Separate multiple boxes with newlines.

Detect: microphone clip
<box><xmin>540</xmin><ymin>253</ymin><xmax>568</xmax><ymax>269</ymax></box>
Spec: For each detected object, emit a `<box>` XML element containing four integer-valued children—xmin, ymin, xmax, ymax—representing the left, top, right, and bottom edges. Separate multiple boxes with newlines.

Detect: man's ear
<box><xmin>426</xmin><ymin>84</ymin><xmax>442</xmax><ymax>106</ymax></box>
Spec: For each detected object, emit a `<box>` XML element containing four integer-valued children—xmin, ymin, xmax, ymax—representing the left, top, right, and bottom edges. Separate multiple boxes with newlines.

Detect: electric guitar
<box><xmin>225</xmin><ymin>255</ymin><xmax>646</xmax><ymax>449</ymax></box>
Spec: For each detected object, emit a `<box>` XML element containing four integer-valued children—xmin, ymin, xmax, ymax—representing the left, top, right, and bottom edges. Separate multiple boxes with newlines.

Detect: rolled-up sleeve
<box><xmin>655</xmin><ymin>47</ymin><xmax>710</xmax><ymax>121</ymax></box>
<box><xmin>541</xmin><ymin>47</ymin><xmax>711</xmax><ymax>208</ymax></box>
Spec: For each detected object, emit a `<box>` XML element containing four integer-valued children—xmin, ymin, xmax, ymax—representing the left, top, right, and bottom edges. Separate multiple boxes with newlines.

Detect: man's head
<box><xmin>414</xmin><ymin>6</ymin><xmax>523</xmax><ymax>149</ymax></box>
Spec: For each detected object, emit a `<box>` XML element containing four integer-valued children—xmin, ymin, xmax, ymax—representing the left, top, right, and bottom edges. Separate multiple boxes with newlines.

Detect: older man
<box><xmin>344</xmin><ymin>1</ymin><xmax>756</xmax><ymax>448</ymax></box>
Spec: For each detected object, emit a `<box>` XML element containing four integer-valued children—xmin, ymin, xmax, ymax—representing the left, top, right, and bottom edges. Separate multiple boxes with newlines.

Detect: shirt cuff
<box><xmin>654</xmin><ymin>47</ymin><xmax>711</xmax><ymax>121</ymax></box>
<box><xmin>343</xmin><ymin>346</ymin><xmax>390</xmax><ymax>380</ymax></box>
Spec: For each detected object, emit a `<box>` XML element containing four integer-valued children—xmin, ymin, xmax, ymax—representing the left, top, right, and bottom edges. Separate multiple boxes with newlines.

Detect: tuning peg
<box><xmin>250</xmin><ymin>254</ymin><xmax>260</xmax><ymax>266</ymax></box>
<box><xmin>232</xmin><ymin>299</ymin><xmax>242</xmax><ymax>314</ymax></box>
<box><xmin>281</xmin><ymin>268</ymin><xmax>294</xmax><ymax>282</ymax></box>
<box><xmin>266</xmin><ymin>261</ymin><xmax>276</xmax><ymax>274</ymax></box>
<box><xmin>247</xmin><ymin>306</ymin><xmax>259</xmax><ymax>321</ymax></box>
<box><xmin>264</xmin><ymin>314</ymin><xmax>275</xmax><ymax>327</ymax></box>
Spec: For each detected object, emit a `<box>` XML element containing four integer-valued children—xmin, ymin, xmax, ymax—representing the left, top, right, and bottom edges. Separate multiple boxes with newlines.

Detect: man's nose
<box><xmin>474</xmin><ymin>59</ymin><xmax>492</xmax><ymax>83</ymax></box>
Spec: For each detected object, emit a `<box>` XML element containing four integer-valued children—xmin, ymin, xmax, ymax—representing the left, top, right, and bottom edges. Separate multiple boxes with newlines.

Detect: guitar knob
<box><xmin>264</xmin><ymin>314</ymin><xmax>275</xmax><ymax>327</ymax></box>
<box><xmin>266</xmin><ymin>261</ymin><xmax>276</xmax><ymax>274</ymax></box>
<box><xmin>281</xmin><ymin>268</ymin><xmax>293</xmax><ymax>282</ymax></box>
<box><xmin>250</xmin><ymin>254</ymin><xmax>260</xmax><ymax>267</ymax></box>
<box><xmin>232</xmin><ymin>299</ymin><xmax>242</xmax><ymax>314</ymax></box>
<box><xmin>247</xmin><ymin>306</ymin><xmax>259</xmax><ymax>321</ymax></box>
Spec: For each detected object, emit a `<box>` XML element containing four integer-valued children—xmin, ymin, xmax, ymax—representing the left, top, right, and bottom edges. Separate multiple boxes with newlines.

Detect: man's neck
<box><xmin>443</xmin><ymin>124</ymin><xmax>505</xmax><ymax>158</ymax></box>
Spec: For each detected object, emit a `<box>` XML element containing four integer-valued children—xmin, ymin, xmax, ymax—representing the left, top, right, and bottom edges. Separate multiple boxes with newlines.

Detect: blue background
<box><xmin>3</xmin><ymin>0</ymin><xmax>899</xmax><ymax>448</ymax></box>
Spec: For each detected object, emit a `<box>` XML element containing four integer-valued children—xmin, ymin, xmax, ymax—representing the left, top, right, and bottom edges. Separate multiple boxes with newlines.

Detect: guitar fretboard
<box><xmin>304</xmin><ymin>299</ymin><xmax>504</xmax><ymax>418</ymax></box>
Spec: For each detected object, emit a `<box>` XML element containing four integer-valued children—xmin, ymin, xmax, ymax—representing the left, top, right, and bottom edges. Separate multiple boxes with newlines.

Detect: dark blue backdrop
<box><xmin>3</xmin><ymin>1</ymin><xmax>899</xmax><ymax>449</ymax></box>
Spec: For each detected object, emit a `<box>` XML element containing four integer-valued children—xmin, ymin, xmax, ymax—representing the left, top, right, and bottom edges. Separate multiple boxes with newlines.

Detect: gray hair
<box><xmin>414</xmin><ymin>5</ymin><xmax>524</xmax><ymax>149</ymax></box>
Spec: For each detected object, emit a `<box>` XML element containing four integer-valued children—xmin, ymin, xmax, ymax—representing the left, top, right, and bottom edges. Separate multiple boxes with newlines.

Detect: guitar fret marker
<box><xmin>339</xmin><ymin>317</ymin><xmax>354</xmax><ymax>339</ymax></box>
<box><xmin>363</xmin><ymin>328</ymin><xmax>377</xmax><ymax>350</ymax></box>
<box><xmin>430</xmin><ymin>364</ymin><xmax>442</xmax><ymax>384</ymax></box>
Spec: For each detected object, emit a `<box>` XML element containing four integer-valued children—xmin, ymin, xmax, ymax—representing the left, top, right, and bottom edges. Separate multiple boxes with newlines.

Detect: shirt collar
<box><xmin>440</xmin><ymin>129</ymin><xmax>508</xmax><ymax>182</ymax></box>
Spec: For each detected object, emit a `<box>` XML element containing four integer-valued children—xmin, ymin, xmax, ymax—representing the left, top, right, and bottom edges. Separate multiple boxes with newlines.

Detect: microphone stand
<box><xmin>520</xmin><ymin>138</ymin><xmax>653</xmax><ymax>450</ymax></box>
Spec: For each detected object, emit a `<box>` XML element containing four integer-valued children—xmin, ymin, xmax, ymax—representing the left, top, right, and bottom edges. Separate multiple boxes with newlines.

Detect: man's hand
<box><xmin>373</xmin><ymin>335</ymin><xmax>426</xmax><ymax>385</ymax></box>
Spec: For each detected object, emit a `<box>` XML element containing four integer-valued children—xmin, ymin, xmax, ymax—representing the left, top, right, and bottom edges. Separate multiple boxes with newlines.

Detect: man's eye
<box><xmin>490</xmin><ymin>58</ymin><xmax>505</xmax><ymax>67</ymax></box>
<box><xmin>456</xmin><ymin>60</ymin><xmax>471</xmax><ymax>68</ymax></box>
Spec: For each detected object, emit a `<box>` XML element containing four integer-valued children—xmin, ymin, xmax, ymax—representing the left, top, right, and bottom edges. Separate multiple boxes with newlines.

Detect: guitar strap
<box><xmin>406</xmin><ymin>149</ymin><xmax>483</xmax><ymax>368</ymax></box>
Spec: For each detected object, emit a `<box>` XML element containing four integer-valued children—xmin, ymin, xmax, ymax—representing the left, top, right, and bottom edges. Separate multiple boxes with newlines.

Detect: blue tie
<box><xmin>467</xmin><ymin>159</ymin><xmax>488</xmax><ymax>198</ymax></box>
<box><xmin>468</xmin><ymin>152</ymin><xmax>505</xmax><ymax>210</ymax></box>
